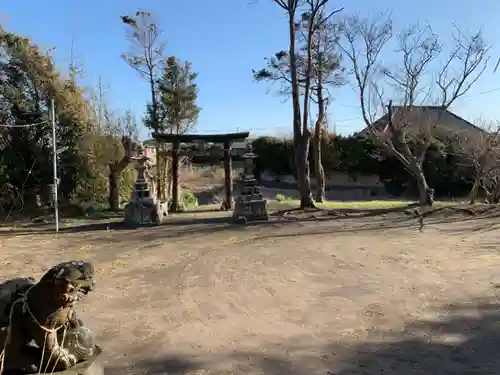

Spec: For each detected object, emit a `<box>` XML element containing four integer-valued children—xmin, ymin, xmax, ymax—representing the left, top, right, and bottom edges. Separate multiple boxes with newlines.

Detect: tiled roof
<box><xmin>356</xmin><ymin>106</ymin><xmax>484</xmax><ymax>136</ymax></box>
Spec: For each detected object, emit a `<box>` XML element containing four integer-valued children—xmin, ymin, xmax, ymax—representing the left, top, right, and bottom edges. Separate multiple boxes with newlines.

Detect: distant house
<box><xmin>142</xmin><ymin>139</ymin><xmax>157</xmax><ymax>162</ymax></box>
<box><xmin>356</xmin><ymin>106</ymin><xmax>485</xmax><ymax>137</ymax></box>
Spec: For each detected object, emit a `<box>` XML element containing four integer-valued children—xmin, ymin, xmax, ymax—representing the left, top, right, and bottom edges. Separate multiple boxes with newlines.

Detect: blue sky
<box><xmin>3</xmin><ymin>0</ymin><xmax>500</xmax><ymax>139</ymax></box>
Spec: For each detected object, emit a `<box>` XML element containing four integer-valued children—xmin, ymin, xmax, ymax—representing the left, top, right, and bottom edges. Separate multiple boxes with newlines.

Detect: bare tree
<box><xmin>108</xmin><ymin>116</ymin><xmax>137</xmax><ymax>211</ymax></box>
<box><xmin>121</xmin><ymin>11</ymin><xmax>165</xmax><ymax>199</ymax></box>
<box><xmin>267</xmin><ymin>0</ymin><xmax>310</xmax><ymax>208</ymax></box>
<box><xmin>481</xmin><ymin>167</ymin><xmax>500</xmax><ymax>203</ymax></box>
<box><xmin>455</xmin><ymin>122</ymin><xmax>500</xmax><ymax>203</ymax></box>
<box><xmin>86</xmin><ymin>78</ymin><xmax>137</xmax><ymax>210</ymax></box>
<box><xmin>264</xmin><ymin>0</ymin><xmax>342</xmax><ymax>208</ymax></box>
<box><xmin>337</xmin><ymin>15</ymin><xmax>490</xmax><ymax>206</ymax></box>
<box><xmin>253</xmin><ymin>17</ymin><xmax>344</xmax><ymax>202</ymax></box>
<box><xmin>307</xmin><ymin>14</ymin><xmax>345</xmax><ymax>202</ymax></box>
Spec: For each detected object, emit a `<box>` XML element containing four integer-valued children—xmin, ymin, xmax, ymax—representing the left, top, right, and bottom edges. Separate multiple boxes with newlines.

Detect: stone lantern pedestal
<box><xmin>124</xmin><ymin>145</ymin><xmax>169</xmax><ymax>226</ymax></box>
<box><xmin>232</xmin><ymin>145</ymin><xmax>268</xmax><ymax>222</ymax></box>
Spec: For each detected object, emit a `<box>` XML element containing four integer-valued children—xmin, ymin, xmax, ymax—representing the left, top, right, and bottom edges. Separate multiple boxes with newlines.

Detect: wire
<box><xmin>473</xmin><ymin>87</ymin><xmax>500</xmax><ymax>96</ymax></box>
<box><xmin>0</xmin><ymin>120</ymin><xmax>48</xmax><ymax>128</ymax></box>
<box><xmin>198</xmin><ymin>115</ymin><xmax>365</xmax><ymax>134</ymax></box>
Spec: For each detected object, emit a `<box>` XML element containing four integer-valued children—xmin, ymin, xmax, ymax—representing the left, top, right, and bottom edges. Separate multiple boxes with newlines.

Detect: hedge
<box><xmin>251</xmin><ymin>134</ymin><xmax>473</xmax><ymax>198</ymax></box>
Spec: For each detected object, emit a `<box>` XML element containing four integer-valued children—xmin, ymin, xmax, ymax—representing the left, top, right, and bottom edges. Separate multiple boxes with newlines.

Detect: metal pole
<box><xmin>51</xmin><ymin>99</ymin><xmax>59</xmax><ymax>232</ymax></box>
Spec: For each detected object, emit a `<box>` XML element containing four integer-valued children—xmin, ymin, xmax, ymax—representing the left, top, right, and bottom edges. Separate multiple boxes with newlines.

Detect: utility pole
<box><xmin>97</xmin><ymin>76</ymin><xmax>103</xmax><ymax>128</ymax></box>
<box><xmin>51</xmin><ymin>99</ymin><xmax>59</xmax><ymax>232</ymax></box>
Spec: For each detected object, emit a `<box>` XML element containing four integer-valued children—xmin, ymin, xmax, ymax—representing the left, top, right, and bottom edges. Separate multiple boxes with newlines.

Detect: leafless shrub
<box><xmin>455</xmin><ymin>121</ymin><xmax>500</xmax><ymax>203</ymax></box>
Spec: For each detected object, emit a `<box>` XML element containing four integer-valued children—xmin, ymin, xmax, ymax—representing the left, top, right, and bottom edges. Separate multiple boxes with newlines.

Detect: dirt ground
<box><xmin>1</xmin><ymin>207</ymin><xmax>500</xmax><ymax>375</ymax></box>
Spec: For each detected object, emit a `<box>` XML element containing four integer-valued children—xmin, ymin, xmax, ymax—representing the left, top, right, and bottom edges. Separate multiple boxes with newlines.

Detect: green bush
<box><xmin>252</xmin><ymin>136</ymin><xmax>294</xmax><ymax>177</ymax></box>
<box><xmin>251</xmin><ymin>133</ymin><xmax>474</xmax><ymax>199</ymax></box>
<box><xmin>275</xmin><ymin>193</ymin><xmax>292</xmax><ymax>203</ymax></box>
<box><xmin>275</xmin><ymin>193</ymin><xmax>285</xmax><ymax>202</ymax></box>
<box><xmin>181</xmin><ymin>191</ymin><xmax>198</xmax><ymax>209</ymax></box>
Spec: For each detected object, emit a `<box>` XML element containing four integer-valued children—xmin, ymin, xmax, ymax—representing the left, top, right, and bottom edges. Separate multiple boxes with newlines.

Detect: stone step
<box><xmin>242</xmin><ymin>179</ymin><xmax>258</xmax><ymax>185</ymax></box>
<box><xmin>242</xmin><ymin>186</ymin><xmax>261</xmax><ymax>195</ymax></box>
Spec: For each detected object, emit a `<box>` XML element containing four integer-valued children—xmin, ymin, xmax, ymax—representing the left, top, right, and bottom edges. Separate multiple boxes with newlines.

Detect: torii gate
<box><xmin>151</xmin><ymin>131</ymin><xmax>250</xmax><ymax>212</ymax></box>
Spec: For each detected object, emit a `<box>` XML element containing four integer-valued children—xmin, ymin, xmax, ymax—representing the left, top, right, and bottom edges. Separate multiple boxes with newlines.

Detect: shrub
<box><xmin>275</xmin><ymin>193</ymin><xmax>291</xmax><ymax>203</ymax></box>
<box><xmin>181</xmin><ymin>191</ymin><xmax>198</xmax><ymax>209</ymax></box>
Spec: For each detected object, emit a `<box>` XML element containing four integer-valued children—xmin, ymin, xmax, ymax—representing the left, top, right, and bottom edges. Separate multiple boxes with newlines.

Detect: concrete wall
<box><xmin>260</xmin><ymin>170</ymin><xmax>383</xmax><ymax>188</ymax></box>
<box><xmin>259</xmin><ymin>170</ymin><xmax>390</xmax><ymax>201</ymax></box>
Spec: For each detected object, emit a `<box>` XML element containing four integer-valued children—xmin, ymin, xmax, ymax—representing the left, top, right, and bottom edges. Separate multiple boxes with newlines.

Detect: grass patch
<box><xmin>274</xmin><ymin>200</ymin><xmax>458</xmax><ymax>210</ymax></box>
<box><xmin>275</xmin><ymin>193</ymin><xmax>293</xmax><ymax>203</ymax></box>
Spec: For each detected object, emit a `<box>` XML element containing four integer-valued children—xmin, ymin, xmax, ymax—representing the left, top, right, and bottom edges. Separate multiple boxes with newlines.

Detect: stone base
<box><xmin>124</xmin><ymin>201</ymin><xmax>168</xmax><ymax>226</ymax></box>
<box><xmin>232</xmin><ymin>199</ymin><xmax>268</xmax><ymax>222</ymax></box>
<box><xmin>4</xmin><ymin>346</ymin><xmax>104</xmax><ymax>375</ymax></box>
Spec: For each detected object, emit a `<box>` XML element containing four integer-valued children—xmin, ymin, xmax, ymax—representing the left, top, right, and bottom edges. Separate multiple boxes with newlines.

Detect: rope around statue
<box><xmin>0</xmin><ymin>261</ymin><xmax>97</xmax><ymax>375</ymax></box>
<box><xmin>0</xmin><ymin>284</ymin><xmax>71</xmax><ymax>374</ymax></box>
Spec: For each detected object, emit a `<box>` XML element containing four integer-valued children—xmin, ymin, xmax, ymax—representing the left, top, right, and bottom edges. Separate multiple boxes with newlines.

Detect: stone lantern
<box><xmin>232</xmin><ymin>144</ymin><xmax>268</xmax><ymax>222</ymax></box>
<box><xmin>243</xmin><ymin>145</ymin><xmax>257</xmax><ymax>179</ymax></box>
<box><xmin>124</xmin><ymin>144</ymin><xmax>169</xmax><ymax>226</ymax></box>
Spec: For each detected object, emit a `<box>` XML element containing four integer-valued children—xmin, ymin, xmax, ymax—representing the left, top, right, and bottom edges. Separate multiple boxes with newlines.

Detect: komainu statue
<box><xmin>0</xmin><ymin>261</ymin><xmax>101</xmax><ymax>374</ymax></box>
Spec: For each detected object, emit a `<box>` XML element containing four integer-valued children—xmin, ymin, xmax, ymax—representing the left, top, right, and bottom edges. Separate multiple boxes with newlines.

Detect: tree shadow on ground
<box><xmin>106</xmin><ymin>355</ymin><xmax>199</xmax><ymax>375</ymax></box>
<box><xmin>132</xmin><ymin>206</ymin><xmax>499</xmax><ymax>244</ymax></box>
<box><xmin>0</xmin><ymin>220</ymin><xmax>128</xmax><ymax>237</ymax></box>
<box><xmin>0</xmin><ymin>209</ymin><xmax>126</xmax><ymax>236</ymax></box>
<box><xmin>330</xmin><ymin>298</ymin><xmax>500</xmax><ymax>375</ymax></box>
<box><xmin>0</xmin><ymin>207</ymin><xmax>124</xmax><ymax>224</ymax></box>
<box><xmin>106</xmin><ymin>297</ymin><xmax>500</xmax><ymax>375</ymax></box>
<box><xmin>2</xmin><ymin>204</ymin><xmax>499</xmax><ymax>240</ymax></box>
<box><xmin>177</xmin><ymin>207</ymin><xmax>224</xmax><ymax>214</ymax></box>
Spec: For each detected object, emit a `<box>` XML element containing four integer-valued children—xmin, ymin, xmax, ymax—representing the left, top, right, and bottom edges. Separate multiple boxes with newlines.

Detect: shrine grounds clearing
<box><xmin>1</xmin><ymin>203</ymin><xmax>500</xmax><ymax>374</ymax></box>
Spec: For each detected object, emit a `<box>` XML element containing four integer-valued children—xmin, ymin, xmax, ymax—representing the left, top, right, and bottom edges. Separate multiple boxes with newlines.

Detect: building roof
<box><xmin>356</xmin><ymin>106</ymin><xmax>484</xmax><ymax>136</ymax></box>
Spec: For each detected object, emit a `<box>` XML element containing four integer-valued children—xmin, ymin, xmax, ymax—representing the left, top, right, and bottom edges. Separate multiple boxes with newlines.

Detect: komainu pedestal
<box><xmin>124</xmin><ymin>146</ymin><xmax>168</xmax><ymax>226</ymax></box>
<box><xmin>232</xmin><ymin>145</ymin><xmax>268</xmax><ymax>222</ymax></box>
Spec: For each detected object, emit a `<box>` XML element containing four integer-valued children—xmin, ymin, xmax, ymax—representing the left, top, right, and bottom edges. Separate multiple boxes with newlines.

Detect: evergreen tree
<box><xmin>145</xmin><ymin>56</ymin><xmax>200</xmax><ymax>134</ymax></box>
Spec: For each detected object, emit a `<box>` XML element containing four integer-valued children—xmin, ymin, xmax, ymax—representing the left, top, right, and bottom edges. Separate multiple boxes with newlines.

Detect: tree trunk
<box><xmin>312</xmin><ymin>137</ymin><xmax>325</xmax><ymax>202</ymax></box>
<box><xmin>155</xmin><ymin>143</ymin><xmax>162</xmax><ymax>201</ymax></box>
<box><xmin>468</xmin><ymin>177</ymin><xmax>480</xmax><ymax>204</ymax></box>
<box><xmin>108</xmin><ymin>156</ymin><xmax>131</xmax><ymax>210</ymax></box>
<box><xmin>108</xmin><ymin>169</ymin><xmax>121</xmax><ymax>210</ymax></box>
<box><xmin>286</xmin><ymin>9</ymin><xmax>314</xmax><ymax>210</ymax></box>
<box><xmin>156</xmin><ymin>147</ymin><xmax>169</xmax><ymax>201</ymax></box>
<box><xmin>166</xmin><ymin>158</ymin><xmax>173</xmax><ymax>199</ymax></box>
<box><xmin>414</xmin><ymin>166</ymin><xmax>434</xmax><ymax>207</ymax></box>
<box><xmin>298</xmin><ymin>11</ymin><xmax>316</xmax><ymax>209</ymax></box>
<box><xmin>313</xmin><ymin>83</ymin><xmax>326</xmax><ymax>202</ymax></box>
<box><xmin>494</xmin><ymin>186</ymin><xmax>500</xmax><ymax>204</ymax></box>
<box><xmin>222</xmin><ymin>140</ymin><xmax>233</xmax><ymax>210</ymax></box>
<box><xmin>486</xmin><ymin>179</ymin><xmax>500</xmax><ymax>203</ymax></box>
<box><xmin>169</xmin><ymin>141</ymin><xmax>183</xmax><ymax>212</ymax></box>
<box><xmin>295</xmin><ymin>135</ymin><xmax>315</xmax><ymax>208</ymax></box>
<box><xmin>149</xmin><ymin>71</ymin><xmax>161</xmax><ymax>201</ymax></box>
<box><xmin>22</xmin><ymin>189</ymin><xmax>39</xmax><ymax>211</ymax></box>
